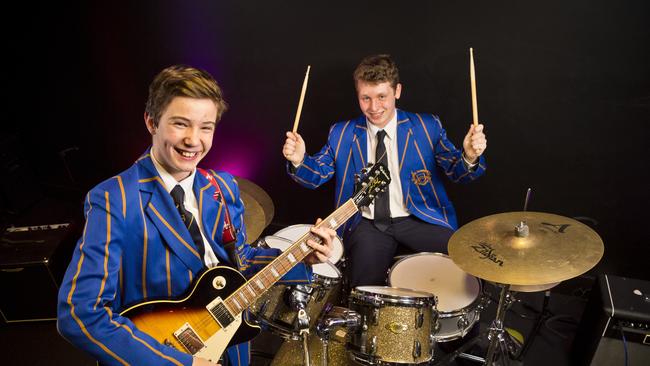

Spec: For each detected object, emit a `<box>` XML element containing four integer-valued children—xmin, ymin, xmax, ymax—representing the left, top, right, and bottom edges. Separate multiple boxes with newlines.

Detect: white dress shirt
<box><xmin>150</xmin><ymin>151</ymin><xmax>220</xmax><ymax>267</ymax></box>
<box><xmin>361</xmin><ymin>113</ymin><xmax>410</xmax><ymax>220</ymax></box>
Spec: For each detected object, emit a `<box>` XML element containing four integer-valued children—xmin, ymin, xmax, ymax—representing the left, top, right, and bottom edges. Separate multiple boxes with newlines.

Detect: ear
<box><xmin>394</xmin><ymin>83</ymin><xmax>402</xmax><ymax>100</ymax></box>
<box><xmin>144</xmin><ymin>112</ymin><xmax>156</xmax><ymax>134</ymax></box>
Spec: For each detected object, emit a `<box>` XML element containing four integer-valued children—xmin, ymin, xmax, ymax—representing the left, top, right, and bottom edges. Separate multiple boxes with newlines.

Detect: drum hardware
<box><xmin>312</xmin><ymin>305</ymin><xmax>361</xmax><ymax>366</ymax></box>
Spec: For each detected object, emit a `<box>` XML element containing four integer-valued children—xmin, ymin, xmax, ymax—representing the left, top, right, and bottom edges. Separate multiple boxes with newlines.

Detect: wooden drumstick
<box><xmin>292</xmin><ymin>65</ymin><xmax>311</xmax><ymax>133</ymax></box>
<box><xmin>469</xmin><ymin>48</ymin><xmax>479</xmax><ymax>126</ymax></box>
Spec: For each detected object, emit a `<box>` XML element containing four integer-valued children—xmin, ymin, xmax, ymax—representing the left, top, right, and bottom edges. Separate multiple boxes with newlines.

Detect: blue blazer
<box><xmin>289</xmin><ymin>110</ymin><xmax>486</xmax><ymax>235</ymax></box>
<box><xmin>58</xmin><ymin>149</ymin><xmax>311</xmax><ymax>366</ymax></box>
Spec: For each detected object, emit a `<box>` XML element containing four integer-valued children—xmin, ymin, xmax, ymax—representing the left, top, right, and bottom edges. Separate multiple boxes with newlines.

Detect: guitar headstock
<box><xmin>352</xmin><ymin>162</ymin><xmax>391</xmax><ymax>208</ymax></box>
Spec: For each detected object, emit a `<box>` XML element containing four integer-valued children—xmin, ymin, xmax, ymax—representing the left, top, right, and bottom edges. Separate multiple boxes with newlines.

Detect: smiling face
<box><xmin>145</xmin><ymin>96</ymin><xmax>218</xmax><ymax>181</ymax></box>
<box><xmin>356</xmin><ymin>80</ymin><xmax>402</xmax><ymax>129</ymax></box>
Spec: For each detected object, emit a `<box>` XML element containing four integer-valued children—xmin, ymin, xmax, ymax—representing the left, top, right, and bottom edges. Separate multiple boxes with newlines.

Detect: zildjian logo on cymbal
<box><xmin>471</xmin><ymin>242</ymin><xmax>504</xmax><ymax>267</ymax></box>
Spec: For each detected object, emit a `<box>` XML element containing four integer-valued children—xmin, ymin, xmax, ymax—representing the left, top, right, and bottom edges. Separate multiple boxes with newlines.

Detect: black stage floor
<box><xmin>0</xmin><ymin>276</ymin><xmax>598</xmax><ymax>366</ymax></box>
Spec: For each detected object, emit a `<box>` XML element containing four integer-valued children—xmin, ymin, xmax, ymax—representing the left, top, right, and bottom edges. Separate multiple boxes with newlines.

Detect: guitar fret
<box><xmin>270</xmin><ymin>266</ymin><xmax>279</xmax><ymax>277</ymax></box>
<box><xmin>287</xmin><ymin>253</ymin><xmax>296</xmax><ymax>263</ymax></box>
<box><xmin>247</xmin><ymin>285</ymin><xmax>256</xmax><ymax>297</ymax></box>
<box><xmin>232</xmin><ymin>298</ymin><xmax>242</xmax><ymax>310</ymax></box>
<box><xmin>299</xmin><ymin>242</ymin><xmax>309</xmax><ymax>252</ymax></box>
<box><xmin>255</xmin><ymin>279</ymin><xmax>264</xmax><ymax>290</ymax></box>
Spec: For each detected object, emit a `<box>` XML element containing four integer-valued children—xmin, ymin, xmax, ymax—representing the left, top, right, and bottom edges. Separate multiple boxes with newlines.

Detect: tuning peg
<box><xmin>354</xmin><ymin>173</ymin><xmax>360</xmax><ymax>182</ymax></box>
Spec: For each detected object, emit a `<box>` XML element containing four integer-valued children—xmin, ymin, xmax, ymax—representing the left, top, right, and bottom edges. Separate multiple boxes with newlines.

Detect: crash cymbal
<box><xmin>235</xmin><ymin>176</ymin><xmax>274</xmax><ymax>244</ymax></box>
<box><xmin>448</xmin><ymin>211</ymin><xmax>604</xmax><ymax>287</ymax></box>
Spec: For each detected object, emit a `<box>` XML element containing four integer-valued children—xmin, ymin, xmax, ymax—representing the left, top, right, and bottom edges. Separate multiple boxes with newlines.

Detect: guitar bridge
<box><xmin>173</xmin><ymin>323</ymin><xmax>206</xmax><ymax>355</ymax></box>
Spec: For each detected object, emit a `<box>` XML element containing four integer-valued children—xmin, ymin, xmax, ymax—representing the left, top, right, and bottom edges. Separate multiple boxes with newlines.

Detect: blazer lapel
<box><xmin>351</xmin><ymin>117</ymin><xmax>368</xmax><ymax>173</ymax></box>
<box><xmin>137</xmin><ymin>155</ymin><xmax>204</xmax><ymax>274</ymax></box>
<box><xmin>193</xmin><ymin>171</ymin><xmax>231</xmax><ymax>264</ymax></box>
<box><xmin>396</xmin><ymin>110</ymin><xmax>414</xmax><ymax>197</ymax></box>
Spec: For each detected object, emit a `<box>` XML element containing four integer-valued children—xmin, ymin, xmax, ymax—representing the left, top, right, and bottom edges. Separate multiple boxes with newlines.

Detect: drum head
<box><xmin>273</xmin><ymin>224</ymin><xmax>344</xmax><ymax>264</ymax></box>
<box><xmin>389</xmin><ymin>253</ymin><xmax>480</xmax><ymax>312</ymax></box>
<box><xmin>264</xmin><ymin>235</ymin><xmax>340</xmax><ymax>278</ymax></box>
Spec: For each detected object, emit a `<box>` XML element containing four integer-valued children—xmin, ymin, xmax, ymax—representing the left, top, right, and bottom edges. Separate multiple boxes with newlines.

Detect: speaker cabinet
<box><xmin>0</xmin><ymin>224</ymin><xmax>75</xmax><ymax>322</ymax></box>
<box><xmin>572</xmin><ymin>274</ymin><xmax>650</xmax><ymax>365</ymax></box>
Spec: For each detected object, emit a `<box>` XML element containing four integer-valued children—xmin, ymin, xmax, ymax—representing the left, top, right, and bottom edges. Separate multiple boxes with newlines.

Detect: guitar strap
<box><xmin>198</xmin><ymin>168</ymin><xmax>239</xmax><ymax>267</ymax></box>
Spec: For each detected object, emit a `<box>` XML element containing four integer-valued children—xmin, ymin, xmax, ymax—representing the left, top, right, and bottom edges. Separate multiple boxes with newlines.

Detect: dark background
<box><xmin>3</xmin><ymin>0</ymin><xmax>649</xmax><ymax>283</ymax></box>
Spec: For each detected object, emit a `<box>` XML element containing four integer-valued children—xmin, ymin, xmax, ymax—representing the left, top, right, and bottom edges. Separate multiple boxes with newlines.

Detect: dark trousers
<box><xmin>344</xmin><ymin>216</ymin><xmax>453</xmax><ymax>288</ymax></box>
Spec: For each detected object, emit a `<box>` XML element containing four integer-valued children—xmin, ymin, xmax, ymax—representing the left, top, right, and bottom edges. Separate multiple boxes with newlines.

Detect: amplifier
<box><xmin>0</xmin><ymin>223</ymin><xmax>76</xmax><ymax>322</ymax></box>
<box><xmin>572</xmin><ymin>274</ymin><xmax>650</xmax><ymax>365</ymax></box>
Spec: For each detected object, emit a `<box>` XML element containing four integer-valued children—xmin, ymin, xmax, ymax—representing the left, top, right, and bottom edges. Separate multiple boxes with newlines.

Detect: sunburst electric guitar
<box><xmin>121</xmin><ymin>163</ymin><xmax>390</xmax><ymax>363</ymax></box>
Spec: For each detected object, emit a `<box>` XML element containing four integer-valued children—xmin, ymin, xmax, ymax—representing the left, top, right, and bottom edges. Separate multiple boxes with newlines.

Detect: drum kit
<box><xmin>237</xmin><ymin>180</ymin><xmax>604</xmax><ymax>365</ymax></box>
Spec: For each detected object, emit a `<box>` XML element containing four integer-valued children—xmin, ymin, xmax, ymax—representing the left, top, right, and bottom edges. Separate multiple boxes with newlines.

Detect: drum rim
<box><xmin>268</xmin><ymin>224</ymin><xmax>345</xmax><ymax>263</ymax></box>
<box><xmin>350</xmin><ymin>285</ymin><xmax>436</xmax><ymax>306</ymax></box>
<box><xmin>273</xmin><ymin>223</ymin><xmax>344</xmax><ymax>244</ymax></box>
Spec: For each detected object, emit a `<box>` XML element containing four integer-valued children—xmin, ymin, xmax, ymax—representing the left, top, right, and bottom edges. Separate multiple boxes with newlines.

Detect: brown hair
<box><xmin>145</xmin><ymin>65</ymin><xmax>228</xmax><ymax>126</ymax></box>
<box><xmin>353</xmin><ymin>54</ymin><xmax>400</xmax><ymax>89</ymax></box>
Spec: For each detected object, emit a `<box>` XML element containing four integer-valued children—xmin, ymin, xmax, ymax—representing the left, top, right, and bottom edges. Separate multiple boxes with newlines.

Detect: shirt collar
<box><xmin>150</xmin><ymin>149</ymin><xmax>196</xmax><ymax>195</ymax></box>
<box><xmin>366</xmin><ymin>110</ymin><xmax>398</xmax><ymax>140</ymax></box>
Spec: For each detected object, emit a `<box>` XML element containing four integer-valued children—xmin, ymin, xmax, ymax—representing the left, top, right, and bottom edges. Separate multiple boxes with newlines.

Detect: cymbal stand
<box><xmin>515</xmin><ymin>290</ymin><xmax>551</xmax><ymax>361</ymax></box>
<box><xmin>484</xmin><ymin>284</ymin><xmax>522</xmax><ymax>365</ymax></box>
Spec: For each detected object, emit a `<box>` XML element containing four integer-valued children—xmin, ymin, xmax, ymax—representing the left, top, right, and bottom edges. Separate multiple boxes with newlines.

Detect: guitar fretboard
<box><xmin>223</xmin><ymin>199</ymin><xmax>358</xmax><ymax>315</ymax></box>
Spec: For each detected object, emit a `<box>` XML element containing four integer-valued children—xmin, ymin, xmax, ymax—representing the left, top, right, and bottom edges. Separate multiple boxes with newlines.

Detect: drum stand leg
<box><xmin>484</xmin><ymin>284</ymin><xmax>522</xmax><ymax>366</ymax></box>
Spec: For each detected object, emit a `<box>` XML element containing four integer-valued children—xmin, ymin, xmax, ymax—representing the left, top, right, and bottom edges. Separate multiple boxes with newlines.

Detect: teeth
<box><xmin>179</xmin><ymin>150</ymin><xmax>197</xmax><ymax>158</ymax></box>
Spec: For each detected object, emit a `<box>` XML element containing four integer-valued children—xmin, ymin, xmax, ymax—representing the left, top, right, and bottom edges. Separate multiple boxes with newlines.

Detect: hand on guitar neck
<box><xmin>302</xmin><ymin>218</ymin><xmax>337</xmax><ymax>265</ymax></box>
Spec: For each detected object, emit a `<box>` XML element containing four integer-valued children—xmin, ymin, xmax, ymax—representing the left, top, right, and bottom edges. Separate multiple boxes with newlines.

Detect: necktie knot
<box><xmin>170</xmin><ymin>185</ymin><xmax>185</xmax><ymax>208</ymax></box>
<box><xmin>170</xmin><ymin>184</ymin><xmax>205</xmax><ymax>260</ymax></box>
<box><xmin>376</xmin><ymin>129</ymin><xmax>387</xmax><ymax>142</ymax></box>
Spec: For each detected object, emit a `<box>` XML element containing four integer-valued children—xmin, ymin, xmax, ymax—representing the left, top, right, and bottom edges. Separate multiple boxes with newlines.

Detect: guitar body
<box><xmin>121</xmin><ymin>266</ymin><xmax>260</xmax><ymax>363</ymax></box>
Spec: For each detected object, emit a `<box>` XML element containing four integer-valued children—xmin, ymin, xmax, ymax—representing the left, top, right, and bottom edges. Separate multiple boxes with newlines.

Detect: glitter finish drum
<box><xmin>250</xmin><ymin>236</ymin><xmax>342</xmax><ymax>339</ymax></box>
<box><xmin>347</xmin><ymin>286</ymin><xmax>437</xmax><ymax>365</ymax></box>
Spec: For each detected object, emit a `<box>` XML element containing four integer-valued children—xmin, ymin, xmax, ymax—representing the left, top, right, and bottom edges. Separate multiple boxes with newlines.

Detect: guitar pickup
<box><xmin>207</xmin><ymin>297</ymin><xmax>235</xmax><ymax>328</ymax></box>
<box><xmin>173</xmin><ymin>323</ymin><xmax>206</xmax><ymax>355</ymax></box>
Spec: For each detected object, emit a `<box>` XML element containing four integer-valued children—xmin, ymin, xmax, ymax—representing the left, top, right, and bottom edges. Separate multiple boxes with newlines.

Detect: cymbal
<box><xmin>235</xmin><ymin>176</ymin><xmax>274</xmax><ymax>244</ymax></box>
<box><xmin>448</xmin><ymin>212</ymin><xmax>604</xmax><ymax>287</ymax></box>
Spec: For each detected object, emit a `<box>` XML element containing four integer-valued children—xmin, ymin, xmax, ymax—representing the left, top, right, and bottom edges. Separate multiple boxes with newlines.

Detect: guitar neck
<box><xmin>222</xmin><ymin>199</ymin><xmax>358</xmax><ymax>316</ymax></box>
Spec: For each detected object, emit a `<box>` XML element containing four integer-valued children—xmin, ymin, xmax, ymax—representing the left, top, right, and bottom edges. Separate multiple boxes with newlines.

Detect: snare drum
<box><xmin>348</xmin><ymin>286</ymin><xmax>436</xmax><ymax>365</ymax></box>
<box><xmin>388</xmin><ymin>253</ymin><xmax>483</xmax><ymax>342</ymax></box>
<box><xmin>250</xmin><ymin>236</ymin><xmax>342</xmax><ymax>339</ymax></box>
<box><xmin>274</xmin><ymin>224</ymin><xmax>345</xmax><ymax>265</ymax></box>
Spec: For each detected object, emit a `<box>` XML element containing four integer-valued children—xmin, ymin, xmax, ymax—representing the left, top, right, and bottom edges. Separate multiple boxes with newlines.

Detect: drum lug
<box><xmin>429</xmin><ymin>334</ymin><xmax>436</xmax><ymax>356</ymax></box>
<box><xmin>413</xmin><ymin>340</ymin><xmax>421</xmax><ymax>358</ymax></box>
<box><xmin>416</xmin><ymin>308</ymin><xmax>424</xmax><ymax>329</ymax></box>
<box><xmin>369</xmin><ymin>335</ymin><xmax>377</xmax><ymax>355</ymax></box>
<box><xmin>432</xmin><ymin>315</ymin><xmax>441</xmax><ymax>335</ymax></box>
<box><xmin>457</xmin><ymin>314</ymin><xmax>470</xmax><ymax>334</ymax></box>
<box><xmin>371</xmin><ymin>308</ymin><xmax>380</xmax><ymax>326</ymax></box>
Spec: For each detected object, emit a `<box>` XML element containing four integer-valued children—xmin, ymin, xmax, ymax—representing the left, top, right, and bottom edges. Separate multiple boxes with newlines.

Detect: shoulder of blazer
<box><xmin>204</xmin><ymin>169</ymin><xmax>239</xmax><ymax>205</ymax></box>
